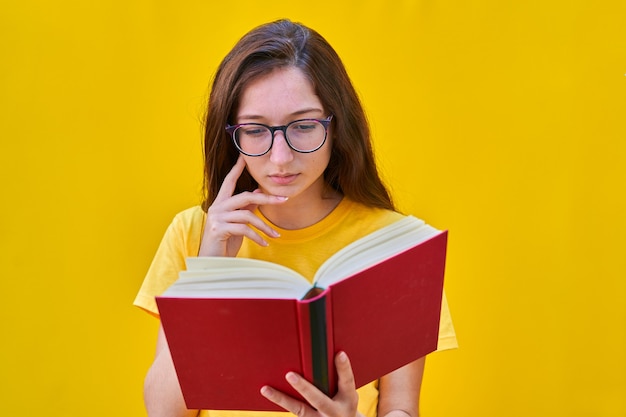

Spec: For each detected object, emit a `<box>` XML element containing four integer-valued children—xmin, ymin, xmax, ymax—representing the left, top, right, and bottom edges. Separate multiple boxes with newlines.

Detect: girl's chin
<box><xmin>257</xmin><ymin>184</ymin><xmax>296</xmax><ymax>198</ymax></box>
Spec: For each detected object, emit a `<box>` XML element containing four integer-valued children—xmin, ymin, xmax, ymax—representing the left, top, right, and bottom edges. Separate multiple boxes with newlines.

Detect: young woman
<box><xmin>134</xmin><ymin>19</ymin><xmax>457</xmax><ymax>417</ymax></box>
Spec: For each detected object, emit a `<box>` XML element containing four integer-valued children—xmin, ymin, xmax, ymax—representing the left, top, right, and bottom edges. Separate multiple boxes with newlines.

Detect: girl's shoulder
<box><xmin>163</xmin><ymin>206</ymin><xmax>206</xmax><ymax>254</ymax></box>
<box><xmin>169</xmin><ymin>205</ymin><xmax>206</xmax><ymax>230</ymax></box>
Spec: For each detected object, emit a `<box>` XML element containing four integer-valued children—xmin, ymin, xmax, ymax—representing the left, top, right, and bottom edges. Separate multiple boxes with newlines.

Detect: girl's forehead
<box><xmin>236</xmin><ymin>67</ymin><xmax>323</xmax><ymax>122</ymax></box>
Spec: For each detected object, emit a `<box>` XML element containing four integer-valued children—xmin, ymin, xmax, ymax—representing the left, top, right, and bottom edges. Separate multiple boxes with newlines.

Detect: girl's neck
<box><xmin>260</xmin><ymin>187</ymin><xmax>343</xmax><ymax>230</ymax></box>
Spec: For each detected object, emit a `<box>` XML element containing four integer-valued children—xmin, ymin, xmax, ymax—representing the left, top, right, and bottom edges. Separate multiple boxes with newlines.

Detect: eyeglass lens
<box><xmin>234</xmin><ymin>120</ymin><xmax>326</xmax><ymax>155</ymax></box>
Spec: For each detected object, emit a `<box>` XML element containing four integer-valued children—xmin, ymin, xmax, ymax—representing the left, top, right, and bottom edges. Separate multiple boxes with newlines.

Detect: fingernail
<box><xmin>338</xmin><ymin>351</ymin><xmax>348</xmax><ymax>362</ymax></box>
<box><xmin>274</xmin><ymin>196</ymin><xmax>288</xmax><ymax>201</ymax></box>
<box><xmin>286</xmin><ymin>372</ymin><xmax>299</xmax><ymax>384</ymax></box>
<box><xmin>270</xmin><ymin>229</ymin><xmax>280</xmax><ymax>238</ymax></box>
<box><xmin>260</xmin><ymin>386</ymin><xmax>272</xmax><ymax>397</ymax></box>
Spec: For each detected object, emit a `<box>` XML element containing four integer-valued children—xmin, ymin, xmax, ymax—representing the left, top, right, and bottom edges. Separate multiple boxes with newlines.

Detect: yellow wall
<box><xmin>1</xmin><ymin>1</ymin><xmax>624</xmax><ymax>416</ymax></box>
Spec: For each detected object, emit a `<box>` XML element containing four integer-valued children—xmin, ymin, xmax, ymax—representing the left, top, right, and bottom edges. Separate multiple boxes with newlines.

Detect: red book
<box><xmin>156</xmin><ymin>216</ymin><xmax>448</xmax><ymax>411</ymax></box>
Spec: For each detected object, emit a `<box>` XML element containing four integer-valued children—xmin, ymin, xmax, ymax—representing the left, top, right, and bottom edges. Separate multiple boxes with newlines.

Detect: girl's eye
<box><xmin>241</xmin><ymin>126</ymin><xmax>268</xmax><ymax>137</ymax></box>
<box><xmin>291</xmin><ymin>122</ymin><xmax>318</xmax><ymax>132</ymax></box>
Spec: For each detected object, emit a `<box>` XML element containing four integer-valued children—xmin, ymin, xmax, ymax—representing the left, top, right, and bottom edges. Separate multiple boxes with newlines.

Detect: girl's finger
<box><xmin>260</xmin><ymin>385</ymin><xmax>314</xmax><ymax>417</ymax></box>
<box><xmin>214</xmin><ymin>155</ymin><xmax>247</xmax><ymax>203</ymax></box>
<box><xmin>335</xmin><ymin>352</ymin><xmax>357</xmax><ymax>394</ymax></box>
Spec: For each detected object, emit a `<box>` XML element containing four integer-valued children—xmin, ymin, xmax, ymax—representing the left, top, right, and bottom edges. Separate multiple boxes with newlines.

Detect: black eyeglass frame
<box><xmin>225</xmin><ymin>115</ymin><xmax>333</xmax><ymax>157</ymax></box>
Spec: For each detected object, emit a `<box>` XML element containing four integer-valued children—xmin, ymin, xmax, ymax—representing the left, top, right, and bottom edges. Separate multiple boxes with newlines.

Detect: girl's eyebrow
<box><xmin>237</xmin><ymin>107</ymin><xmax>324</xmax><ymax>121</ymax></box>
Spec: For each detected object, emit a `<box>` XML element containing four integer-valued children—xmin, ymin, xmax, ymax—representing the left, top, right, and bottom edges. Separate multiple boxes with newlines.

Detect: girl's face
<box><xmin>235</xmin><ymin>66</ymin><xmax>332</xmax><ymax>205</ymax></box>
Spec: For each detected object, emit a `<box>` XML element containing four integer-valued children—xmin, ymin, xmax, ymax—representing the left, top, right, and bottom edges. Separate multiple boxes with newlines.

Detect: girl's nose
<box><xmin>269</xmin><ymin>131</ymin><xmax>294</xmax><ymax>164</ymax></box>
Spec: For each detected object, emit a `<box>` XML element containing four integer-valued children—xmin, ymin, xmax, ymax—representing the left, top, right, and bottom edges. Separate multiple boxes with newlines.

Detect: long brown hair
<box><xmin>201</xmin><ymin>19</ymin><xmax>394</xmax><ymax>212</ymax></box>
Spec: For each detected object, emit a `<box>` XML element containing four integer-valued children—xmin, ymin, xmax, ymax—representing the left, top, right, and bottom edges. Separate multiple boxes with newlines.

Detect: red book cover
<box><xmin>330</xmin><ymin>232</ymin><xmax>446</xmax><ymax>387</ymax></box>
<box><xmin>156</xmin><ymin>227</ymin><xmax>447</xmax><ymax>411</ymax></box>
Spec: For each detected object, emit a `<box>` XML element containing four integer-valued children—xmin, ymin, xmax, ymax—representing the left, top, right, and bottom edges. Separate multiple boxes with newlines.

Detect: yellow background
<box><xmin>1</xmin><ymin>1</ymin><xmax>624</xmax><ymax>416</ymax></box>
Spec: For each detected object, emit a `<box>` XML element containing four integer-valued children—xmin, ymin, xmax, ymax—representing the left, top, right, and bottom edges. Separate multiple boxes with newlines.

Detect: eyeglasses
<box><xmin>226</xmin><ymin>115</ymin><xmax>333</xmax><ymax>157</ymax></box>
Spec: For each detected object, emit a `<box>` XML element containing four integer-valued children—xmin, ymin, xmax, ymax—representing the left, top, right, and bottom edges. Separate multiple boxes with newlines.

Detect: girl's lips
<box><xmin>269</xmin><ymin>174</ymin><xmax>298</xmax><ymax>185</ymax></box>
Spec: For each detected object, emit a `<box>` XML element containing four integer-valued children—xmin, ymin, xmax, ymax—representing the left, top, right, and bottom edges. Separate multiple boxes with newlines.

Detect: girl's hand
<box><xmin>199</xmin><ymin>155</ymin><xmax>288</xmax><ymax>257</ymax></box>
<box><xmin>260</xmin><ymin>352</ymin><xmax>361</xmax><ymax>417</ymax></box>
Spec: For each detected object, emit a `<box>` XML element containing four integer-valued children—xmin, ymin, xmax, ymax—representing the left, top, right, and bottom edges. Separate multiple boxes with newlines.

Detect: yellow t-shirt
<box><xmin>134</xmin><ymin>198</ymin><xmax>457</xmax><ymax>417</ymax></box>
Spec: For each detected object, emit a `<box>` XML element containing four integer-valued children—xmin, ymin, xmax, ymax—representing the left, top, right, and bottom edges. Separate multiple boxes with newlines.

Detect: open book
<box><xmin>157</xmin><ymin>216</ymin><xmax>448</xmax><ymax>411</ymax></box>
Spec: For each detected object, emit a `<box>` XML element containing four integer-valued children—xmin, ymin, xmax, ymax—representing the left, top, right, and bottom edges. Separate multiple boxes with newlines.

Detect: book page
<box><xmin>162</xmin><ymin>257</ymin><xmax>312</xmax><ymax>299</ymax></box>
<box><xmin>314</xmin><ymin>216</ymin><xmax>440</xmax><ymax>288</ymax></box>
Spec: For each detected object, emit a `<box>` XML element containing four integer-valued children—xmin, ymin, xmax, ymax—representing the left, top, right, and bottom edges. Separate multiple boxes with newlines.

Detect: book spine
<box><xmin>297</xmin><ymin>300</ymin><xmax>314</xmax><ymax>387</ymax></box>
<box><xmin>308</xmin><ymin>295</ymin><xmax>330</xmax><ymax>395</ymax></box>
<box><xmin>324</xmin><ymin>291</ymin><xmax>337</xmax><ymax>397</ymax></box>
<box><xmin>297</xmin><ymin>292</ymin><xmax>334</xmax><ymax>396</ymax></box>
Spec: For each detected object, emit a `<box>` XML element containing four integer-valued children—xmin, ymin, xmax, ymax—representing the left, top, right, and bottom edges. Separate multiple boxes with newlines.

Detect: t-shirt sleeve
<box><xmin>436</xmin><ymin>291</ymin><xmax>458</xmax><ymax>351</ymax></box>
<box><xmin>133</xmin><ymin>208</ymin><xmax>204</xmax><ymax>316</ymax></box>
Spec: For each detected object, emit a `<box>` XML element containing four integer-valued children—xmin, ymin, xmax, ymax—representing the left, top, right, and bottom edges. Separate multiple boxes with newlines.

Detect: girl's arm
<box><xmin>144</xmin><ymin>324</ymin><xmax>199</xmax><ymax>417</ymax></box>
<box><xmin>142</xmin><ymin>157</ymin><xmax>287</xmax><ymax>416</ymax></box>
<box><xmin>377</xmin><ymin>357</ymin><xmax>426</xmax><ymax>417</ymax></box>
